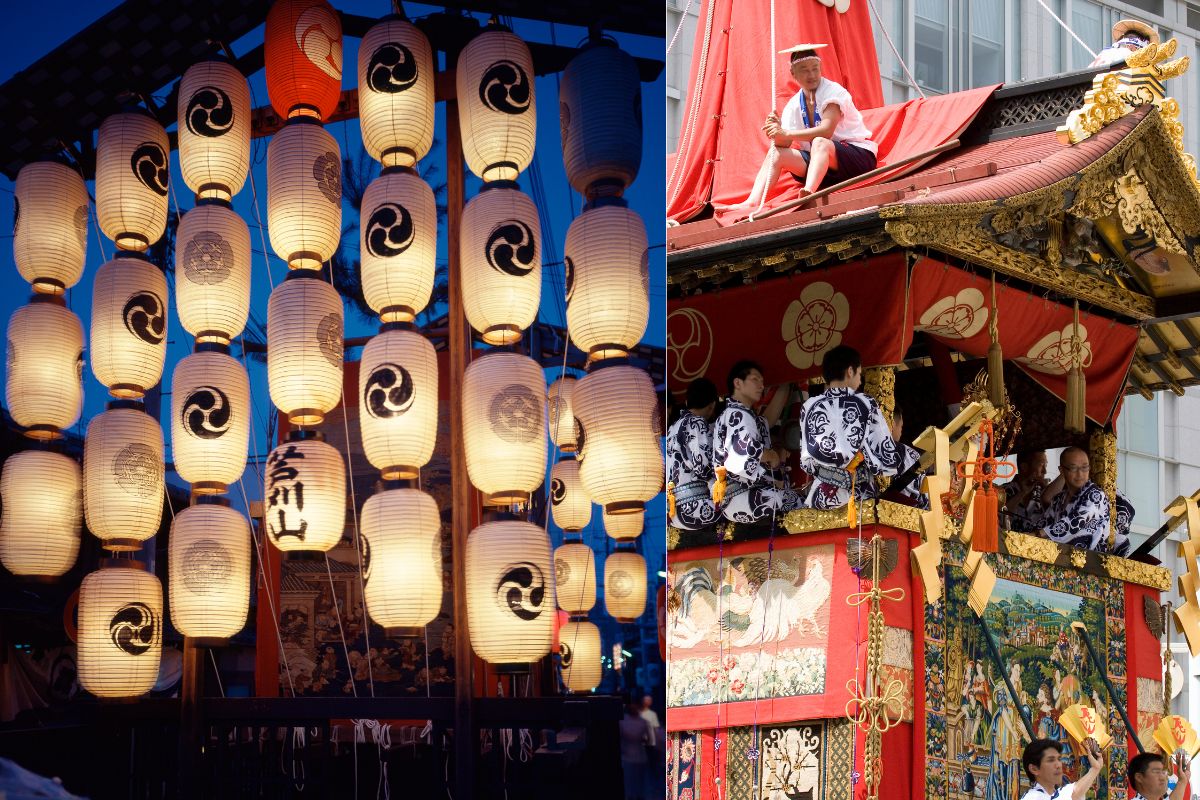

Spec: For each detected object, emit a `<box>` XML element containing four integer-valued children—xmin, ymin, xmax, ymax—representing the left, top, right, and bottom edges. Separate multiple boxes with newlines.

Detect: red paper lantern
<box><xmin>265</xmin><ymin>0</ymin><xmax>343</xmax><ymax>121</ymax></box>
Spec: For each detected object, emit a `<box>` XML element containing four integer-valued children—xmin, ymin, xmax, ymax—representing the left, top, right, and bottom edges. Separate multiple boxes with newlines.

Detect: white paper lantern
<box><xmin>554</xmin><ymin>542</ymin><xmax>595</xmax><ymax>613</ymax></box>
<box><xmin>267</xmin><ymin>273</ymin><xmax>343</xmax><ymax>425</ymax></box>
<box><xmin>560</xmin><ymin>43</ymin><xmax>642</xmax><ymax>198</ymax></box>
<box><xmin>83</xmin><ymin>405</ymin><xmax>164</xmax><ymax>551</ymax></box>
<box><xmin>263</xmin><ymin>435</ymin><xmax>346</xmax><ymax>552</ymax></box>
<box><xmin>560</xmin><ymin>620</ymin><xmax>601</xmax><ymax>693</ymax></box>
<box><xmin>547</xmin><ymin>376</ymin><xmax>578</xmax><ymax>453</ymax></box>
<box><xmin>78</xmin><ymin>562</ymin><xmax>163</xmax><ymax>698</ymax></box>
<box><xmin>550</xmin><ymin>459</ymin><xmax>591</xmax><ymax>533</ymax></box>
<box><xmin>96</xmin><ymin>111</ymin><xmax>169</xmax><ymax>251</ymax></box>
<box><xmin>267</xmin><ymin>119</ymin><xmax>342</xmax><ymax>270</ymax></box>
<box><xmin>565</xmin><ymin>203</ymin><xmax>649</xmax><ymax>361</ymax></box>
<box><xmin>178</xmin><ymin>59</ymin><xmax>251</xmax><ymax>201</ymax></box>
<box><xmin>171</xmin><ymin>349</ymin><xmax>250</xmax><ymax>493</ymax></box>
<box><xmin>604</xmin><ymin>551</ymin><xmax>646</xmax><ymax>622</ymax></box>
<box><xmin>456</xmin><ymin>28</ymin><xmax>536</xmax><ymax>182</ymax></box>
<box><xmin>90</xmin><ymin>253</ymin><xmax>168</xmax><ymax>398</ymax></box>
<box><xmin>6</xmin><ymin>297</ymin><xmax>83</xmax><ymax>438</ymax></box>
<box><xmin>359</xmin><ymin>327</ymin><xmax>437</xmax><ymax>480</ymax></box>
<box><xmin>12</xmin><ymin>160</ymin><xmax>89</xmax><ymax>293</ymax></box>
<box><xmin>361</xmin><ymin>487</ymin><xmax>442</xmax><ymax>631</ymax></box>
<box><xmin>0</xmin><ymin>450</ymin><xmax>81</xmax><ymax>577</ymax></box>
<box><xmin>358</xmin><ymin>18</ymin><xmax>435</xmax><ymax>168</ymax></box>
<box><xmin>573</xmin><ymin>366</ymin><xmax>662</xmax><ymax>515</ymax></box>
<box><xmin>168</xmin><ymin>501</ymin><xmax>251</xmax><ymax>641</ymax></box>
<box><xmin>175</xmin><ymin>201</ymin><xmax>251</xmax><ymax>345</ymax></box>
<box><xmin>461</xmin><ymin>185</ymin><xmax>541</xmax><ymax>344</ymax></box>
<box><xmin>462</xmin><ymin>352</ymin><xmax>546</xmax><ymax>505</ymax></box>
<box><xmin>603</xmin><ymin>509</ymin><xmax>643</xmax><ymax>541</ymax></box>
<box><xmin>465</xmin><ymin>520</ymin><xmax>554</xmax><ymax>665</ymax></box>
<box><xmin>360</xmin><ymin>169</ymin><xmax>436</xmax><ymax>322</ymax></box>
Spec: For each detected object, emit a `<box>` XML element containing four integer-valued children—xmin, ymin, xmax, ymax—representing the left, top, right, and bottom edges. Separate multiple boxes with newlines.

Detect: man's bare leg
<box><xmin>715</xmin><ymin>147</ymin><xmax>810</xmax><ymax>217</ymax></box>
<box><xmin>802</xmin><ymin>137</ymin><xmax>840</xmax><ymax>196</ymax></box>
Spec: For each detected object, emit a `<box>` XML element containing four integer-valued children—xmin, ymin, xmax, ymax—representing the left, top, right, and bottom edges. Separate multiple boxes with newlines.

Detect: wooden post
<box><xmin>180</xmin><ymin>637</ymin><xmax>204</xmax><ymax>798</ymax></box>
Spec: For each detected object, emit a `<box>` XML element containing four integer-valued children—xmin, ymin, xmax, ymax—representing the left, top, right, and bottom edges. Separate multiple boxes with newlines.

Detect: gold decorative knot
<box><xmin>845</xmin><ymin>677</ymin><xmax>907</xmax><ymax>734</ymax></box>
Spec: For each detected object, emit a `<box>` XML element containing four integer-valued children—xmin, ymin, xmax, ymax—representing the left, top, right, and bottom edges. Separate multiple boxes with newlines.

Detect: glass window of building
<box><xmin>970</xmin><ymin>0</ymin><xmax>1005</xmax><ymax>86</ymax></box>
<box><xmin>915</xmin><ymin>0</ymin><xmax>949</xmax><ymax>93</ymax></box>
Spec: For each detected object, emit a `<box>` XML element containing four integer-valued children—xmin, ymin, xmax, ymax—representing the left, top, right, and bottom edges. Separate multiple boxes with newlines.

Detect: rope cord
<box><xmin>866</xmin><ymin>0</ymin><xmax>926</xmax><ymax>98</ymax></box>
<box><xmin>666</xmin><ymin>0</ymin><xmax>719</xmax><ymax>210</ymax></box>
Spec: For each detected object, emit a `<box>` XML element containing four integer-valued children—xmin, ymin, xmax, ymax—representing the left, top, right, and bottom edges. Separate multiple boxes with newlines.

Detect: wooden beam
<box><xmin>1150</xmin><ymin>291</ymin><xmax>1200</xmax><ymax>324</ymax></box>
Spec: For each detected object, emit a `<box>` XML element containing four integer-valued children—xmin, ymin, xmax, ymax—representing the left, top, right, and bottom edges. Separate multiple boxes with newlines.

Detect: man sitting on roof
<box><xmin>1035</xmin><ymin>447</ymin><xmax>1131</xmax><ymax>555</ymax></box>
<box><xmin>1089</xmin><ymin>19</ymin><xmax>1159</xmax><ymax>68</ymax></box>
<box><xmin>713</xmin><ymin>43</ymin><xmax>877</xmax><ymax>219</ymax></box>
<box><xmin>667</xmin><ymin>378</ymin><xmax>720</xmax><ymax>530</ymax></box>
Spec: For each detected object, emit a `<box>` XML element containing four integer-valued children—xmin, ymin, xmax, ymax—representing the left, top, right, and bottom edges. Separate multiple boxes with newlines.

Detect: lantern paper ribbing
<box><xmin>267</xmin><ymin>121</ymin><xmax>342</xmax><ymax>270</ymax></box>
<box><xmin>554</xmin><ymin>542</ymin><xmax>595</xmax><ymax>613</ymax></box>
<box><xmin>263</xmin><ymin>437</ymin><xmax>346</xmax><ymax>552</ymax></box>
<box><xmin>359</xmin><ymin>329</ymin><xmax>437</xmax><ymax>479</ymax></box>
<box><xmin>462</xmin><ymin>352</ymin><xmax>546</xmax><ymax>505</ymax></box>
<box><xmin>550</xmin><ymin>459</ymin><xmax>591</xmax><ymax>533</ymax></box>
<box><xmin>465</xmin><ymin>521</ymin><xmax>554</xmax><ymax>665</ymax></box>
<box><xmin>6</xmin><ymin>299</ymin><xmax>83</xmax><ymax>437</ymax></box>
<box><xmin>83</xmin><ymin>407</ymin><xmax>164</xmax><ymax>550</ymax></box>
<box><xmin>560</xmin><ymin>620</ymin><xmax>601</xmax><ymax>693</ymax></box>
<box><xmin>13</xmin><ymin>161</ymin><xmax>89</xmax><ymax>293</ymax></box>
<box><xmin>90</xmin><ymin>255</ymin><xmax>168</xmax><ymax>397</ymax></box>
<box><xmin>358</xmin><ymin>19</ymin><xmax>435</xmax><ymax>168</ymax></box>
<box><xmin>603</xmin><ymin>509</ymin><xmax>643</xmax><ymax>541</ymax></box>
<box><xmin>456</xmin><ymin>29</ymin><xmax>536</xmax><ymax>182</ymax></box>
<box><xmin>560</xmin><ymin>44</ymin><xmax>642</xmax><ymax>197</ymax></box>
<box><xmin>171</xmin><ymin>351</ymin><xmax>250</xmax><ymax>492</ymax></box>
<box><xmin>265</xmin><ymin>0</ymin><xmax>343</xmax><ymax>121</ymax></box>
<box><xmin>565</xmin><ymin>204</ymin><xmax>649</xmax><ymax>360</ymax></box>
<box><xmin>604</xmin><ymin>551</ymin><xmax>646</xmax><ymax>622</ymax></box>
<box><xmin>96</xmin><ymin>112</ymin><xmax>169</xmax><ymax>251</ymax></box>
<box><xmin>168</xmin><ymin>504</ymin><xmax>250</xmax><ymax>640</ymax></box>
<box><xmin>176</xmin><ymin>202</ymin><xmax>251</xmax><ymax>344</ymax></box>
<box><xmin>0</xmin><ymin>451</ymin><xmax>81</xmax><ymax>577</ymax></box>
<box><xmin>461</xmin><ymin>186</ymin><xmax>541</xmax><ymax>344</ymax></box>
<box><xmin>361</xmin><ymin>488</ymin><xmax>441</xmax><ymax>630</ymax></box>
<box><xmin>267</xmin><ymin>275</ymin><xmax>343</xmax><ymax>425</ymax></box>
<box><xmin>547</xmin><ymin>376</ymin><xmax>578</xmax><ymax>453</ymax></box>
<box><xmin>178</xmin><ymin>60</ymin><xmax>251</xmax><ymax>201</ymax></box>
<box><xmin>360</xmin><ymin>170</ymin><xmax>436</xmax><ymax>322</ymax></box>
<box><xmin>78</xmin><ymin>564</ymin><xmax>162</xmax><ymax>698</ymax></box>
<box><xmin>573</xmin><ymin>366</ymin><xmax>662</xmax><ymax>515</ymax></box>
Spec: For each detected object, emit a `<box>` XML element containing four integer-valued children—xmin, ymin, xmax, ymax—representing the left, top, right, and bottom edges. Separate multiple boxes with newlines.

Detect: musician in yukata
<box><xmin>1036</xmin><ymin>447</ymin><xmax>1131</xmax><ymax>555</ymax></box>
<box><xmin>999</xmin><ymin>450</ymin><xmax>1048</xmax><ymax>533</ymax></box>
<box><xmin>1020</xmin><ymin>737</ymin><xmax>1104</xmax><ymax>800</ymax></box>
<box><xmin>667</xmin><ymin>378</ymin><xmax>720</xmax><ymax>530</ymax></box>
<box><xmin>879</xmin><ymin>404</ymin><xmax>930</xmax><ymax>509</ymax></box>
<box><xmin>798</xmin><ymin>345</ymin><xmax>920</xmax><ymax>511</ymax></box>
<box><xmin>712</xmin><ymin>360</ymin><xmax>803</xmax><ymax>523</ymax></box>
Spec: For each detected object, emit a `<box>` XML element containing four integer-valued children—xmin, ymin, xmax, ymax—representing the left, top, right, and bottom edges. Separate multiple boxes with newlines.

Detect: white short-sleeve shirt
<box><xmin>1020</xmin><ymin>782</ymin><xmax>1075</xmax><ymax>800</ymax></box>
<box><xmin>780</xmin><ymin>77</ymin><xmax>877</xmax><ymax>156</ymax></box>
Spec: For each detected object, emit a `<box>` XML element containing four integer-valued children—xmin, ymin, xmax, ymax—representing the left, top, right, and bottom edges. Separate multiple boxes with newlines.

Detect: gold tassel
<box><xmin>711</xmin><ymin>467</ymin><xmax>727</xmax><ymax>505</ymax></box>
<box><xmin>846</xmin><ymin>452</ymin><xmax>865</xmax><ymax>528</ymax></box>
<box><xmin>666</xmin><ymin>482</ymin><xmax>677</xmax><ymax>518</ymax></box>
<box><xmin>987</xmin><ymin>273</ymin><xmax>1005</xmax><ymax>408</ymax></box>
<box><xmin>1065</xmin><ymin>300</ymin><xmax>1086</xmax><ymax>434</ymax></box>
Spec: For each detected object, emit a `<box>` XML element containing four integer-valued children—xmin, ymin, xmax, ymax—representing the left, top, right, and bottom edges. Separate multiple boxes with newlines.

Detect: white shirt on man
<box><xmin>780</xmin><ymin>77</ymin><xmax>876</xmax><ymax>155</ymax></box>
<box><xmin>1020</xmin><ymin>782</ymin><xmax>1076</xmax><ymax>800</ymax></box>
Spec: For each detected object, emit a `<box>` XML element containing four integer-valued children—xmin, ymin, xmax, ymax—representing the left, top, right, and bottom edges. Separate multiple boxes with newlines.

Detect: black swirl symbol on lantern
<box><xmin>109</xmin><ymin>602</ymin><xmax>157</xmax><ymax>656</ymax></box>
<box><xmin>365</xmin><ymin>203</ymin><xmax>414</xmax><ymax>259</ymax></box>
<box><xmin>560</xmin><ymin>640</ymin><xmax>573</xmax><ymax>668</ymax></box>
<box><xmin>112</xmin><ymin>443</ymin><xmax>162</xmax><ymax>498</ymax></box>
<box><xmin>488</xmin><ymin>384</ymin><xmax>542</xmax><ymax>444</ymax></box>
<box><xmin>486</xmin><ymin>221</ymin><xmax>536</xmax><ymax>277</ymax></box>
<box><xmin>364</xmin><ymin>362</ymin><xmax>414</xmax><ymax>419</ymax></box>
<box><xmin>359</xmin><ymin>532</ymin><xmax>372</xmax><ymax>582</ymax></box>
<box><xmin>495</xmin><ymin>562</ymin><xmax>545</xmax><ymax>621</ymax></box>
<box><xmin>74</xmin><ymin>204</ymin><xmax>89</xmax><ymax>245</ymax></box>
<box><xmin>554</xmin><ymin>556</ymin><xmax>570</xmax><ymax>586</ymax></box>
<box><xmin>186</xmin><ymin>86</ymin><xmax>234</xmax><ymax>138</ymax></box>
<box><xmin>122</xmin><ymin>291</ymin><xmax>166</xmax><ymax>345</ymax></box>
<box><xmin>564</xmin><ymin>256</ymin><xmax>576</xmax><ymax>303</ymax></box>
<box><xmin>550</xmin><ymin>477</ymin><xmax>566</xmax><ymax>506</ymax></box>
<box><xmin>317</xmin><ymin>313</ymin><xmax>343</xmax><ymax>368</ymax></box>
<box><xmin>182</xmin><ymin>385</ymin><xmax>232</xmax><ymax>440</ymax></box>
<box><xmin>479</xmin><ymin>60</ymin><xmax>531</xmax><ymax>115</ymax></box>
<box><xmin>131</xmin><ymin>142</ymin><xmax>169</xmax><ymax>196</ymax></box>
<box><xmin>12</xmin><ymin>196</ymin><xmax>19</xmax><ymax>237</ymax></box>
<box><xmin>181</xmin><ymin>539</ymin><xmax>232</xmax><ymax>594</ymax></box>
<box><xmin>368</xmin><ymin>42</ymin><xmax>418</xmax><ymax>93</ymax></box>
<box><xmin>573</xmin><ymin>419</ymin><xmax>586</xmax><ymax>463</ymax></box>
<box><xmin>182</xmin><ymin>231</ymin><xmax>233</xmax><ymax>285</ymax></box>
<box><xmin>312</xmin><ymin>151</ymin><xmax>342</xmax><ymax>204</ymax></box>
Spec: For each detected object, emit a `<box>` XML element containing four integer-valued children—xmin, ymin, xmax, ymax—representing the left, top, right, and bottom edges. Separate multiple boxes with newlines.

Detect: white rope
<box><xmin>866</xmin><ymin>0</ymin><xmax>926</xmax><ymax>98</ymax></box>
<box><xmin>1034</xmin><ymin>0</ymin><xmax>1096</xmax><ymax>58</ymax></box>
<box><xmin>769</xmin><ymin>0</ymin><xmax>776</xmax><ymax>110</ymax></box>
<box><xmin>323</xmin><ymin>552</ymin><xmax>358</xmax><ymax>698</ymax></box>
<box><xmin>666</xmin><ymin>0</ymin><xmax>719</xmax><ymax>211</ymax></box>
<box><xmin>666</xmin><ymin>0</ymin><xmax>698</xmax><ymax>55</ymax></box>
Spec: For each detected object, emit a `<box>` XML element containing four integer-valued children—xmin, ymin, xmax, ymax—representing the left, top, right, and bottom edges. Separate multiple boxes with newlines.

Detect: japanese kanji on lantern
<box><xmin>547</xmin><ymin>375</ymin><xmax>578</xmax><ymax>453</ymax></box>
<box><xmin>267</xmin><ymin>118</ymin><xmax>343</xmax><ymax>270</ymax></box>
<box><xmin>175</xmin><ymin>200</ymin><xmax>251</xmax><ymax>346</ymax></box>
<box><xmin>554</xmin><ymin>541</ymin><xmax>596</xmax><ymax>613</ymax></box>
<box><xmin>168</xmin><ymin>499</ymin><xmax>251</xmax><ymax>643</ymax></box>
<box><xmin>177</xmin><ymin>58</ymin><xmax>251</xmax><ymax>202</ymax></box>
<box><xmin>264</xmin><ymin>0</ymin><xmax>343</xmax><ymax>121</ymax></box>
<box><xmin>267</xmin><ymin>271</ymin><xmax>343</xmax><ymax>425</ymax></box>
<box><xmin>90</xmin><ymin>252</ymin><xmax>168</xmax><ymax>399</ymax></box>
<box><xmin>358</xmin><ymin>16</ymin><xmax>435</xmax><ymax>168</ymax></box>
<box><xmin>604</xmin><ymin>550</ymin><xmax>647</xmax><ymax>623</ymax></box>
<box><xmin>359</xmin><ymin>168</ymin><xmax>436</xmax><ymax>323</ymax></box>
<box><xmin>559</xmin><ymin>619</ymin><xmax>602</xmax><ymax>693</ymax></box>
<box><xmin>361</xmin><ymin>487</ymin><xmax>442</xmax><ymax>634</ymax></box>
<box><xmin>560</xmin><ymin>41</ymin><xmax>642</xmax><ymax>200</ymax></box>
<box><xmin>83</xmin><ymin>403</ymin><xmax>165</xmax><ymax>552</ymax></box>
<box><xmin>462</xmin><ymin>352</ymin><xmax>547</xmax><ymax>506</ymax></box>
<box><xmin>171</xmin><ymin>347</ymin><xmax>251</xmax><ymax>494</ymax></box>
<box><xmin>461</xmin><ymin>184</ymin><xmax>541</xmax><ymax>344</ymax></box>
<box><xmin>95</xmin><ymin>110</ymin><xmax>169</xmax><ymax>252</ymax></box>
<box><xmin>77</xmin><ymin>560</ymin><xmax>163</xmax><ymax>698</ymax></box>
<box><xmin>0</xmin><ymin>450</ymin><xmax>82</xmax><ymax>577</ymax></box>
<box><xmin>12</xmin><ymin>158</ymin><xmax>89</xmax><ymax>294</ymax></box>
<box><xmin>456</xmin><ymin>24</ymin><xmax>536</xmax><ymax>182</ymax></box>
<box><xmin>6</xmin><ymin>296</ymin><xmax>84</xmax><ymax>439</ymax></box>
<box><xmin>359</xmin><ymin>325</ymin><xmax>437</xmax><ymax>480</ymax></box>
<box><xmin>550</xmin><ymin>458</ymin><xmax>590</xmax><ymax>533</ymax></box>
<box><xmin>263</xmin><ymin>433</ymin><xmax>346</xmax><ymax>552</ymax></box>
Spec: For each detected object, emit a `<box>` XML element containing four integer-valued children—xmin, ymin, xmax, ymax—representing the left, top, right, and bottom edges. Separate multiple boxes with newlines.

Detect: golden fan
<box><xmin>1154</xmin><ymin>715</ymin><xmax>1200</xmax><ymax>758</ymax></box>
<box><xmin>1060</xmin><ymin>704</ymin><xmax>1112</xmax><ymax>750</ymax></box>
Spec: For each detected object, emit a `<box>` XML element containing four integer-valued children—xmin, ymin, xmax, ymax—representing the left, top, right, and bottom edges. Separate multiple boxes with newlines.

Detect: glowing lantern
<box><xmin>462</xmin><ymin>352</ymin><xmax>546</xmax><ymax>505</ymax></box>
<box><xmin>265</xmin><ymin>0</ymin><xmax>343</xmax><ymax>121</ymax></box>
<box><xmin>359</xmin><ymin>327</ymin><xmax>437</xmax><ymax>480</ymax></box>
<box><xmin>359</xmin><ymin>169</ymin><xmax>436</xmax><ymax>322</ymax></box>
<box><xmin>6</xmin><ymin>297</ymin><xmax>83</xmax><ymax>438</ymax></box>
<box><xmin>175</xmin><ymin>201</ymin><xmax>251</xmax><ymax>345</ymax></box>
<box><xmin>547</xmin><ymin>376</ymin><xmax>578</xmax><ymax>453</ymax></box>
<box><xmin>90</xmin><ymin>253</ymin><xmax>168</xmax><ymax>398</ymax></box>
<box><xmin>604</xmin><ymin>551</ymin><xmax>647</xmax><ymax>622</ymax></box>
<box><xmin>550</xmin><ymin>458</ymin><xmax>590</xmax><ymax>533</ymax></box>
<box><xmin>456</xmin><ymin>27</ymin><xmax>536</xmax><ymax>182</ymax></box>
<box><xmin>267</xmin><ymin>272</ymin><xmax>343</xmax><ymax>425</ymax></box>
<box><xmin>12</xmin><ymin>160</ymin><xmax>89</xmax><ymax>293</ymax></box>
<box><xmin>560</xmin><ymin>42</ymin><xmax>642</xmax><ymax>198</ymax></box>
<box><xmin>554</xmin><ymin>541</ymin><xmax>595</xmax><ymax>613</ymax></box>
<box><xmin>267</xmin><ymin>119</ymin><xmax>342</xmax><ymax>270</ymax></box>
<box><xmin>565</xmin><ymin>202</ymin><xmax>649</xmax><ymax>361</ymax></box>
<box><xmin>573</xmin><ymin>365</ymin><xmax>662</xmax><ymax>515</ymax></box>
<box><xmin>603</xmin><ymin>508</ymin><xmax>643</xmax><ymax>541</ymax></box>
<box><xmin>560</xmin><ymin>620</ymin><xmax>602</xmax><ymax>693</ymax></box>
<box><xmin>78</xmin><ymin>561</ymin><xmax>163</xmax><ymax>698</ymax></box>
<box><xmin>0</xmin><ymin>450</ymin><xmax>81</xmax><ymax>577</ymax></box>
<box><xmin>263</xmin><ymin>434</ymin><xmax>346</xmax><ymax>552</ymax></box>
<box><xmin>361</xmin><ymin>487</ymin><xmax>442</xmax><ymax>632</ymax></box>
<box><xmin>171</xmin><ymin>348</ymin><xmax>250</xmax><ymax>493</ymax></box>
<box><xmin>465</xmin><ymin>520</ymin><xmax>554</xmax><ymax>666</ymax></box>
<box><xmin>178</xmin><ymin>59</ymin><xmax>251</xmax><ymax>201</ymax></box>
<box><xmin>96</xmin><ymin>111</ymin><xmax>169</xmax><ymax>251</ymax></box>
<box><xmin>168</xmin><ymin>500</ymin><xmax>251</xmax><ymax>642</ymax></box>
<box><xmin>358</xmin><ymin>18</ymin><xmax>435</xmax><ymax>167</ymax></box>
<box><xmin>83</xmin><ymin>404</ymin><xmax>164</xmax><ymax>551</ymax></box>
<box><xmin>461</xmin><ymin>185</ymin><xmax>541</xmax><ymax>344</ymax></box>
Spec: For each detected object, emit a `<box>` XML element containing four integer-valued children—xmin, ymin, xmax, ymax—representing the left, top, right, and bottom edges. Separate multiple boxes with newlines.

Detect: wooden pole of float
<box><xmin>1071</xmin><ymin>621</ymin><xmax>1145</xmax><ymax>754</ymax></box>
<box><xmin>977</xmin><ymin>617</ymin><xmax>1036</xmax><ymax>741</ymax></box>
